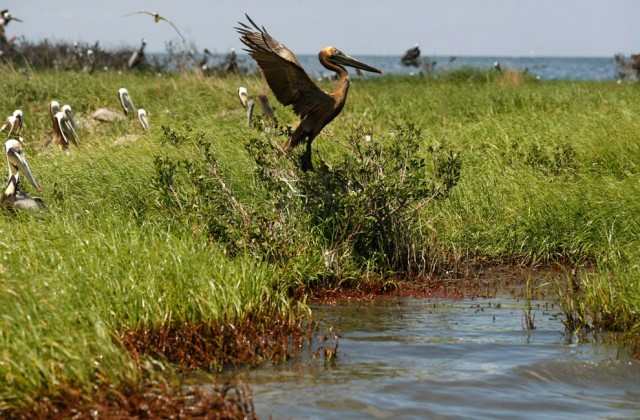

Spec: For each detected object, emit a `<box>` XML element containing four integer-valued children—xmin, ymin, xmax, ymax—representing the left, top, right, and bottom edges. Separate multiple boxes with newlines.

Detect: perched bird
<box><xmin>82</xmin><ymin>48</ymin><xmax>95</xmax><ymax>73</ymax></box>
<box><xmin>2</xmin><ymin>139</ymin><xmax>44</xmax><ymax>211</ymax></box>
<box><xmin>1</xmin><ymin>110</ymin><xmax>23</xmax><ymax>136</ymax></box>
<box><xmin>237</xmin><ymin>86</ymin><xmax>249</xmax><ymax>108</ymax></box>
<box><xmin>128</xmin><ymin>38</ymin><xmax>147</xmax><ymax>70</ymax></box>
<box><xmin>118</xmin><ymin>88</ymin><xmax>137</xmax><ymax>116</ymax></box>
<box><xmin>401</xmin><ymin>43</ymin><xmax>421</xmax><ymax>67</ymax></box>
<box><xmin>199</xmin><ymin>48</ymin><xmax>212</xmax><ymax>73</ymax></box>
<box><xmin>237</xmin><ymin>15</ymin><xmax>381</xmax><ymax>171</ymax></box>
<box><xmin>52</xmin><ymin>111</ymin><xmax>78</xmax><ymax>154</ymax></box>
<box><xmin>493</xmin><ymin>61</ymin><xmax>502</xmax><ymax>72</ymax></box>
<box><xmin>124</xmin><ymin>11</ymin><xmax>185</xmax><ymax>42</ymax></box>
<box><xmin>137</xmin><ymin>109</ymin><xmax>149</xmax><ymax>131</ymax></box>
<box><xmin>0</xmin><ymin>9</ymin><xmax>22</xmax><ymax>25</ymax></box>
<box><xmin>60</xmin><ymin>105</ymin><xmax>79</xmax><ymax>145</ymax></box>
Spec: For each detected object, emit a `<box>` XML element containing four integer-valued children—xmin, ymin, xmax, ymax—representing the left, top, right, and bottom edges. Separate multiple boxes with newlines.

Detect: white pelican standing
<box><xmin>2</xmin><ymin>139</ymin><xmax>44</xmax><ymax>211</ymax></box>
<box><xmin>124</xmin><ymin>11</ymin><xmax>185</xmax><ymax>42</ymax></box>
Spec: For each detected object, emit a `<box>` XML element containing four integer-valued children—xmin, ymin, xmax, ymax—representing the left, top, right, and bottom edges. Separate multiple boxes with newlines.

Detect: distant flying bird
<box><xmin>124</xmin><ymin>10</ymin><xmax>185</xmax><ymax>42</ymax></box>
<box><xmin>118</xmin><ymin>88</ymin><xmax>137</xmax><ymax>116</ymax></box>
<box><xmin>128</xmin><ymin>38</ymin><xmax>147</xmax><ymax>70</ymax></box>
<box><xmin>237</xmin><ymin>86</ymin><xmax>249</xmax><ymax>108</ymax></box>
<box><xmin>2</xmin><ymin>139</ymin><xmax>44</xmax><ymax>212</ymax></box>
<box><xmin>237</xmin><ymin>14</ymin><xmax>382</xmax><ymax>171</ymax></box>
<box><xmin>401</xmin><ymin>43</ymin><xmax>420</xmax><ymax>67</ymax></box>
<box><xmin>137</xmin><ymin>109</ymin><xmax>149</xmax><ymax>131</ymax></box>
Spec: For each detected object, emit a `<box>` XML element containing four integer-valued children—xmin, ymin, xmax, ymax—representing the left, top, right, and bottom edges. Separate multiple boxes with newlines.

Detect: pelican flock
<box><xmin>237</xmin><ymin>14</ymin><xmax>381</xmax><ymax>170</ymax></box>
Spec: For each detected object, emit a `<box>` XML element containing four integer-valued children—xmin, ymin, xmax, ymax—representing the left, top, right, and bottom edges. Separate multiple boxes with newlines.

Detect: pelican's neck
<box><xmin>319</xmin><ymin>58</ymin><xmax>351</xmax><ymax>100</ymax></box>
<box><xmin>3</xmin><ymin>174</ymin><xmax>17</xmax><ymax>201</ymax></box>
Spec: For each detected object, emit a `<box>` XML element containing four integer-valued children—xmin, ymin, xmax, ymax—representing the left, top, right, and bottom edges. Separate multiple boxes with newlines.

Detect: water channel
<box><xmin>237</xmin><ymin>297</ymin><xmax>640</xmax><ymax>419</ymax></box>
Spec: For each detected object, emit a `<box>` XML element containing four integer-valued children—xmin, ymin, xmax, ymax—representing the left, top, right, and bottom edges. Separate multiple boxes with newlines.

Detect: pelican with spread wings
<box><xmin>237</xmin><ymin>14</ymin><xmax>381</xmax><ymax>171</ymax></box>
<box><xmin>124</xmin><ymin>10</ymin><xmax>185</xmax><ymax>42</ymax></box>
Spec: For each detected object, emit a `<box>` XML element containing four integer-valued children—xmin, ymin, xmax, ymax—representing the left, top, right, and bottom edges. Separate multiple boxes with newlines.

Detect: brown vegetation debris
<box><xmin>117</xmin><ymin>317</ymin><xmax>310</xmax><ymax>371</ymax></box>
<box><xmin>7</xmin><ymin>381</ymin><xmax>255</xmax><ymax>420</ymax></box>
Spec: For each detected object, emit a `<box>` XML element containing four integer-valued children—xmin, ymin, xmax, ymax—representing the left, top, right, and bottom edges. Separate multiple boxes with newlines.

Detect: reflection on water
<box><xmin>239</xmin><ymin>298</ymin><xmax>640</xmax><ymax>419</ymax></box>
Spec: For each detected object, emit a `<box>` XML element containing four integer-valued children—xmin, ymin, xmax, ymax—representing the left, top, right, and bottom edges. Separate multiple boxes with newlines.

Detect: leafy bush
<box><xmin>152</xmin><ymin>122</ymin><xmax>461</xmax><ymax>280</ymax></box>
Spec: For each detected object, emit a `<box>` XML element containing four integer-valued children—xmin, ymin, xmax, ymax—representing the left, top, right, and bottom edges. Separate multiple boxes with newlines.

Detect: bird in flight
<box><xmin>237</xmin><ymin>14</ymin><xmax>381</xmax><ymax>171</ymax></box>
<box><xmin>124</xmin><ymin>11</ymin><xmax>185</xmax><ymax>42</ymax></box>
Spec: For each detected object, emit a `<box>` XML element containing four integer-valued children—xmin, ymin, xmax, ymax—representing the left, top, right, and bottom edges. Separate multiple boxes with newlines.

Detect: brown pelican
<box><xmin>493</xmin><ymin>61</ymin><xmax>502</xmax><ymax>72</ymax></box>
<box><xmin>256</xmin><ymin>94</ymin><xmax>276</xmax><ymax>124</ymax></box>
<box><xmin>199</xmin><ymin>48</ymin><xmax>212</xmax><ymax>73</ymax></box>
<box><xmin>128</xmin><ymin>38</ymin><xmax>147</xmax><ymax>70</ymax></box>
<box><xmin>246</xmin><ymin>99</ymin><xmax>254</xmax><ymax>127</ymax></box>
<box><xmin>237</xmin><ymin>86</ymin><xmax>249</xmax><ymax>108</ymax></box>
<box><xmin>82</xmin><ymin>48</ymin><xmax>95</xmax><ymax>73</ymax></box>
<box><xmin>0</xmin><ymin>9</ymin><xmax>22</xmax><ymax>25</ymax></box>
<box><xmin>1</xmin><ymin>110</ymin><xmax>23</xmax><ymax>136</ymax></box>
<box><xmin>237</xmin><ymin>14</ymin><xmax>382</xmax><ymax>171</ymax></box>
<box><xmin>137</xmin><ymin>109</ymin><xmax>149</xmax><ymax>131</ymax></box>
<box><xmin>401</xmin><ymin>43</ymin><xmax>421</xmax><ymax>67</ymax></box>
<box><xmin>124</xmin><ymin>11</ymin><xmax>185</xmax><ymax>42</ymax></box>
<box><xmin>60</xmin><ymin>105</ymin><xmax>79</xmax><ymax>144</ymax></box>
<box><xmin>52</xmin><ymin>111</ymin><xmax>78</xmax><ymax>154</ymax></box>
<box><xmin>118</xmin><ymin>88</ymin><xmax>137</xmax><ymax>116</ymax></box>
<box><xmin>2</xmin><ymin>139</ymin><xmax>44</xmax><ymax>211</ymax></box>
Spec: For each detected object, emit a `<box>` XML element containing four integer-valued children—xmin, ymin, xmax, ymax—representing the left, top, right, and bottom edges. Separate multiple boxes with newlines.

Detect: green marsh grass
<box><xmin>1</xmin><ymin>67</ymin><xmax>640</xmax><ymax>412</ymax></box>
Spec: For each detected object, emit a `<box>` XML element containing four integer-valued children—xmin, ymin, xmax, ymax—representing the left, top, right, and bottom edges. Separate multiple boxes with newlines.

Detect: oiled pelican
<box><xmin>124</xmin><ymin>11</ymin><xmax>185</xmax><ymax>42</ymax></box>
<box><xmin>1</xmin><ymin>109</ymin><xmax>23</xmax><ymax>136</ymax></box>
<box><xmin>237</xmin><ymin>15</ymin><xmax>382</xmax><ymax>171</ymax></box>
<box><xmin>128</xmin><ymin>38</ymin><xmax>147</xmax><ymax>70</ymax></box>
<box><xmin>237</xmin><ymin>86</ymin><xmax>249</xmax><ymax>108</ymax></box>
<box><xmin>118</xmin><ymin>88</ymin><xmax>137</xmax><ymax>116</ymax></box>
<box><xmin>137</xmin><ymin>109</ymin><xmax>149</xmax><ymax>131</ymax></box>
<box><xmin>2</xmin><ymin>139</ymin><xmax>44</xmax><ymax>211</ymax></box>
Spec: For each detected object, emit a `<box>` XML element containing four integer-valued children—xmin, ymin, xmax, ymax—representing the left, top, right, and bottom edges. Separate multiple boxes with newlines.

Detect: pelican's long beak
<box><xmin>334</xmin><ymin>53</ymin><xmax>382</xmax><ymax>74</ymax></box>
<box><xmin>7</xmin><ymin>146</ymin><xmax>41</xmax><ymax>192</ymax></box>
<box><xmin>12</xmin><ymin>16</ymin><xmax>23</xmax><ymax>23</ymax></box>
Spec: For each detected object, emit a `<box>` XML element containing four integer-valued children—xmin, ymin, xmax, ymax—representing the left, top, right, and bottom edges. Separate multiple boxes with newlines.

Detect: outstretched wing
<box><xmin>236</xmin><ymin>14</ymin><xmax>332</xmax><ymax>118</ymax></box>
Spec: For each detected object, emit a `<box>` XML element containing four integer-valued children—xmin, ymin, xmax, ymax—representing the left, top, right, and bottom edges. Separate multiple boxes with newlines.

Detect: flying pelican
<box><xmin>237</xmin><ymin>86</ymin><xmax>249</xmax><ymax>108</ymax></box>
<box><xmin>124</xmin><ymin>11</ymin><xmax>185</xmax><ymax>42</ymax></box>
<box><xmin>237</xmin><ymin>15</ymin><xmax>382</xmax><ymax>171</ymax></box>
<box><xmin>118</xmin><ymin>88</ymin><xmax>137</xmax><ymax>116</ymax></box>
<box><xmin>401</xmin><ymin>43</ymin><xmax>421</xmax><ymax>67</ymax></box>
<box><xmin>2</xmin><ymin>139</ymin><xmax>44</xmax><ymax>211</ymax></box>
<box><xmin>128</xmin><ymin>38</ymin><xmax>147</xmax><ymax>70</ymax></box>
<box><xmin>1</xmin><ymin>110</ymin><xmax>23</xmax><ymax>136</ymax></box>
<box><xmin>137</xmin><ymin>109</ymin><xmax>149</xmax><ymax>131</ymax></box>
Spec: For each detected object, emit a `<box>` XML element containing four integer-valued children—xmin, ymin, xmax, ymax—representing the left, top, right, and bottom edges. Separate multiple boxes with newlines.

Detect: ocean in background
<box><xmin>215</xmin><ymin>55</ymin><xmax>620</xmax><ymax>82</ymax></box>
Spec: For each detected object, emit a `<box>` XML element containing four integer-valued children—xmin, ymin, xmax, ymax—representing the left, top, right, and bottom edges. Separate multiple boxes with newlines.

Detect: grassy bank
<box><xmin>1</xmin><ymin>67</ymin><xmax>639</xmax><ymax>413</ymax></box>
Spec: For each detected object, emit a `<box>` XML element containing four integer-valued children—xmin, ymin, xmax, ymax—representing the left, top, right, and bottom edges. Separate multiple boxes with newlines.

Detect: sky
<box><xmin>2</xmin><ymin>0</ymin><xmax>639</xmax><ymax>57</ymax></box>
